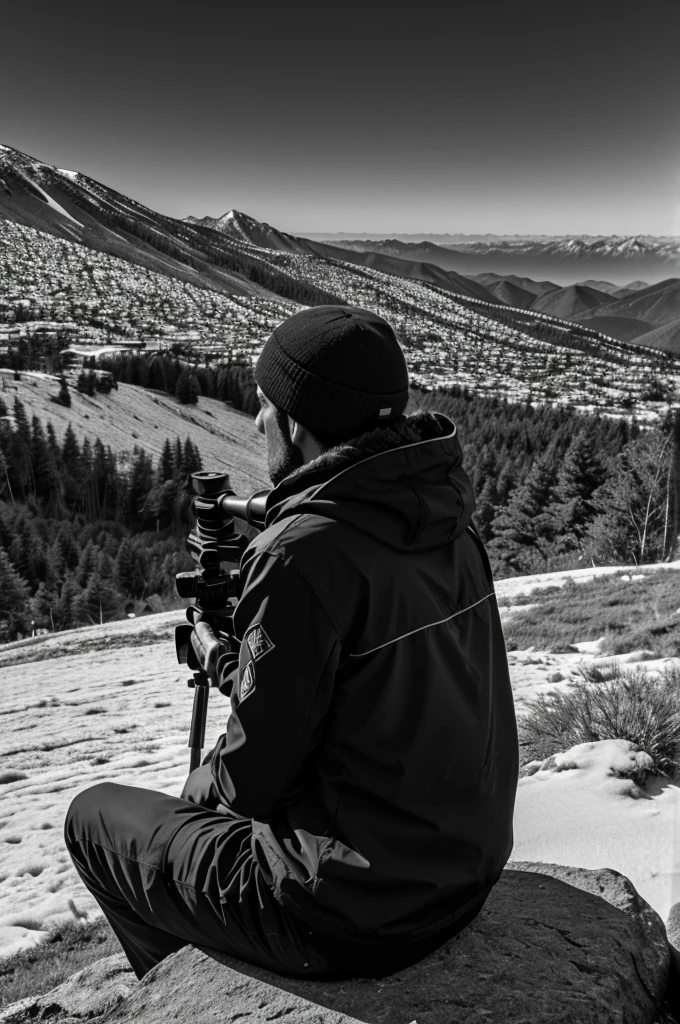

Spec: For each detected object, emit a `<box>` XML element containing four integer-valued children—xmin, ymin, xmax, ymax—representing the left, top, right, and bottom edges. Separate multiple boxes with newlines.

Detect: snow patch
<box><xmin>14</xmin><ymin>168</ymin><xmax>81</xmax><ymax>226</ymax></box>
<box><xmin>513</xmin><ymin>739</ymin><xmax>680</xmax><ymax>921</ymax></box>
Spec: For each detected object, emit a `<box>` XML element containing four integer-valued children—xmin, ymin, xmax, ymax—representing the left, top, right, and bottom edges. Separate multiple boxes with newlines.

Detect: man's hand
<box><xmin>190</xmin><ymin>619</ymin><xmax>231</xmax><ymax>686</ymax></box>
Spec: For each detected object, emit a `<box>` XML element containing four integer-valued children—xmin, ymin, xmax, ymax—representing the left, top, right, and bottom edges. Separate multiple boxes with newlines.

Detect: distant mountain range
<box><xmin>310</xmin><ymin>236</ymin><xmax>680</xmax><ymax>289</ymax></box>
<box><xmin>184</xmin><ymin>209</ymin><xmax>680</xmax><ymax>353</ymax></box>
<box><xmin>2</xmin><ymin>143</ymin><xmax>680</xmax><ymax>361</ymax></box>
<box><xmin>184</xmin><ymin>210</ymin><xmax>498</xmax><ymax>302</ymax></box>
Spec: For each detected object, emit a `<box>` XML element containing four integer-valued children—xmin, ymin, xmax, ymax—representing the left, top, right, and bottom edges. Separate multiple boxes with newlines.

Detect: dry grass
<box><xmin>0</xmin><ymin>918</ymin><xmax>121</xmax><ymax>1007</ymax></box>
<box><xmin>502</xmin><ymin>571</ymin><xmax>680</xmax><ymax>658</ymax></box>
<box><xmin>520</xmin><ymin>663</ymin><xmax>680</xmax><ymax>780</ymax></box>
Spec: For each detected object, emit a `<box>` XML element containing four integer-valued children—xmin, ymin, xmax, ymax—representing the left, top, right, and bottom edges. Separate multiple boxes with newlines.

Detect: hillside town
<box><xmin>2</xmin><ymin>220</ymin><xmax>680</xmax><ymax>419</ymax></box>
<box><xmin>0</xmin><ymin>222</ymin><xmax>296</xmax><ymax>362</ymax></box>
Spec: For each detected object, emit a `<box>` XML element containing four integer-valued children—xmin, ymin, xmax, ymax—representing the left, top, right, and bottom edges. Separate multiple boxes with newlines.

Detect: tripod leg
<box><xmin>188</xmin><ymin>673</ymin><xmax>210</xmax><ymax>772</ymax></box>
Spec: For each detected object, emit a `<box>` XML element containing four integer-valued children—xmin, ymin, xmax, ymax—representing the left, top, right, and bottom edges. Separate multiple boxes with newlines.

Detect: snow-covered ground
<box><xmin>1</xmin><ymin>566</ymin><xmax>679</xmax><ymax>959</ymax></box>
<box><xmin>0</xmin><ymin>619</ymin><xmax>228</xmax><ymax>959</ymax></box>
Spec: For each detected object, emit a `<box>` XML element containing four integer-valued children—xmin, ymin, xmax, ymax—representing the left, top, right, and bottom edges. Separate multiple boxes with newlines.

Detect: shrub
<box><xmin>520</xmin><ymin>662</ymin><xmax>680</xmax><ymax>781</ymax></box>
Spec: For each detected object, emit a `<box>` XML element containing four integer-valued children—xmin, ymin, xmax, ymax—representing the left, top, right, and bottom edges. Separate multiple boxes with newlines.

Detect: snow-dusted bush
<box><xmin>520</xmin><ymin>663</ymin><xmax>680</xmax><ymax>782</ymax></box>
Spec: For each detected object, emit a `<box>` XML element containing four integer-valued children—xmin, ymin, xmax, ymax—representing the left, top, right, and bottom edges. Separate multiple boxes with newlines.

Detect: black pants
<box><xmin>64</xmin><ymin>783</ymin><xmax>483</xmax><ymax>981</ymax></box>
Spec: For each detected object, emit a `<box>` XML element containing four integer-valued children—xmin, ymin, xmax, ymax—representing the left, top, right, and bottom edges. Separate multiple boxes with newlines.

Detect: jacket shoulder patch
<box><xmin>245</xmin><ymin>623</ymin><xmax>275</xmax><ymax>662</ymax></box>
<box><xmin>239</xmin><ymin>661</ymin><xmax>256</xmax><ymax>703</ymax></box>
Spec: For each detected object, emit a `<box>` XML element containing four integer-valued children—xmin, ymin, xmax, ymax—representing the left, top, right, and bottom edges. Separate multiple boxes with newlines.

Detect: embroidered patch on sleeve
<box><xmin>239</xmin><ymin>662</ymin><xmax>256</xmax><ymax>703</ymax></box>
<box><xmin>245</xmin><ymin>623</ymin><xmax>275</xmax><ymax>662</ymax></box>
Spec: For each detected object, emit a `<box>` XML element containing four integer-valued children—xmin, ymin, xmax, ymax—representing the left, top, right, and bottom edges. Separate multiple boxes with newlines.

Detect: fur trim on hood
<box><xmin>286</xmin><ymin>411</ymin><xmax>450</xmax><ymax>482</ymax></box>
<box><xmin>266</xmin><ymin>410</ymin><xmax>473</xmax><ymax>551</ymax></box>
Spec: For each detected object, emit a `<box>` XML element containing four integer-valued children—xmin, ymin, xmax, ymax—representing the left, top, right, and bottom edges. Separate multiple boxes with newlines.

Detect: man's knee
<box><xmin>64</xmin><ymin>782</ymin><xmax>122</xmax><ymax>849</ymax></box>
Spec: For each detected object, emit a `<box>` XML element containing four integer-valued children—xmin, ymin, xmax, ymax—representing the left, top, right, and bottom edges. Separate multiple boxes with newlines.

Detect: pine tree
<box><xmin>10</xmin><ymin>398</ymin><xmax>33</xmax><ymax>498</ymax></box>
<box><xmin>474</xmin><ymin>477</ymin><xmax>500</xmax><ymax>540</ymax></box>
<box><xmin>188</xmin><ymin>372</ymin><xmax>199</xmax><ymax>405</ymax></box>
<box><xmin>114</xmin><ymin>538</ymin><xmax>135</xmax><ymax>593</ymax></box>
<box><xmin>175</xmin><ymin>369</ymin><xmax>192</xmax><ymax>404</ymax></box>
<box><xmin>181</xmin><ymin>437</ymin><xmax>202</xmax><ymax>476</ymax></box>
<box><xmin>147</xmin><ymin>358</ymin><xmax>167</xmax><ymax>393</ymax></box>
<box><xmin>56</xmin><ymin>572</ymin><xmax>81</xmax><ymax>630</ymax></box>
<box><xmin>489</xmin><ymin>454</ymin><xmax>558</xmax><ymax>573</ymax></box>
<box><xmin>159</xmin><ymin>438</ymin><xmax>174</xmax><ymax>483</ymax></box>
<box><xmin>6</xmin><ymin>512</ymin><xmax>41</xmax><ymax>589</ymax></box>
<box><xmin>58</xmin><ymin>375</ymin><xmax>71</xmax><ymax>407</ymax></box>
<box><xmin>173</xmin><ymin>437</ymin><xmax>183</xmax><ymax>477</ymax></box>
<box><xmin>548</xmin><ymin>432</ymin><xmax>606</xmax><ymax>552</ymax></box>
<box><xmin>0</xmin><ymin>449</ymin><xmax>13</xmax><ymax>502</ymax></box>
<box><xmin>165</xmin><ymin>359</ymin><xmax>180</xmax><ymax>394</ymax></box>
<box><xmin>77</xmin><ymin>541</ymin><xmax>99</xmax><ymax>587</ymax></box>
<box><xmin>128</xmin><ymin>447</ymin><xmax>154</xmax><ymax>523</ymax></box>
<box><xmin>45</xmin><ymin>540</ymin><xmax>66</xmax><ymax>592</ymax></box>
<box><xmin>217</xmin><ymin>368</ymin><xmax>229</xmax><ymax>402</ymax></box>
<box><xmin>76</xmin><ymin>568</ymin><xmax>121</xmax><ymax>625</ymax></box>
<box><xmin>61</xmin><ymin>423</ymin><xmax>81</xmax><ymax>470</ymax></box>
<box><xmin>45</xmin><ymin>422</ymin><xmax>61</xmax><ymax>464</ymax></box>
<box><xmin>57</xmin><ymin>523</ymin><xmax>80</xmax><ymax>570</ymax></box>
<box><xmin>30</xmin><ymin>416</ymin><xmax>51</xmax><ymax>503</ymax></box>
<box><xmin>0</xmin><ymin>544</ymin><xmax>29</xmax><ymax>637</ymax></box>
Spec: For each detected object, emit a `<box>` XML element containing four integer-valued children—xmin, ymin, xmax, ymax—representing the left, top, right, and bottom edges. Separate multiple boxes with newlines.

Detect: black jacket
<box><xmin>210</xmin><ymin>411</ymin><xmax>519</xmax><ymax>943</ymax></box>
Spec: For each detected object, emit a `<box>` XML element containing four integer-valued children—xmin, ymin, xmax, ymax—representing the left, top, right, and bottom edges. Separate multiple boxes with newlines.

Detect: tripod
<box><xmin>175</xmin><ymin>472</ymin><xmax>268</xmax><ymax>771</ymax></box>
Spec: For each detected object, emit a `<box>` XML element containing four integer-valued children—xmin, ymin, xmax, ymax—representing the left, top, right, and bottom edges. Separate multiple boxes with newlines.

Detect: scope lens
<box><xmin>191</xmin><ymin>471</ymin><xmax>231</xmax><ymax>496</ymax></box>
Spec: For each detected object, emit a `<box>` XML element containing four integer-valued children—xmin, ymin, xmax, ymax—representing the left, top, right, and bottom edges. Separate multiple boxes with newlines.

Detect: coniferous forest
<box><xmin>0</xmin><ymin>394</ymin><xmax>203</xmax><ymax>641</ymax></box>
<box><xmin>0</xmin><ymin>359</ymin><xmax>679</xmax><ymax>641</ymax></box>
<box><xmin>94</xmin><ymin>354</ymin><xmax>260</xmax><ymax>415</ymax></box>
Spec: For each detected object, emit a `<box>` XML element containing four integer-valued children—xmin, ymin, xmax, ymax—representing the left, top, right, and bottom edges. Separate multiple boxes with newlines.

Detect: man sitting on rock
<box><xmin>65</xmin><ymin>305</ymin><xmax>519</xmax><ymax>981</ymax></box>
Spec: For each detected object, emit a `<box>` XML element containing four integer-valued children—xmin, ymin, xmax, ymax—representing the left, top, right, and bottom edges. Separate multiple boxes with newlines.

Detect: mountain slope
<box><xmin>185</xmin><ymin>209</ymin><xmax>311</xmax><ymax>254</ymax></box>
<box><xmin>185</xmin><ymin>209</ymin><xmax>499</xmax><ymax>303</ymax></box>
<box><xmin>483</xmin><ymin>279</ymin><xmax>536</xmax><ymax>309</ymax></box>
<box><xmin>632</xmin><ymin>319</ymin><xmax>680</xmax><ymax>355</ymax></box>
<box><xmin>471</xmin><ymin>273</ymin><xmax>560</xmax><ymax>297</ymax></box>
<box><xmin>573</xmin><ymin>279</ymin><xmax>680</xmax><ymax>328</ymax></box>
<box><xmin>578</xmin><ymin>279</ymin><xmax>621</xmax><ymax>295</ymax></box>
<box><xmin>305</xmin><ymin>240</ymin><xmax>499</xmax><ymax>302</ymax></box>
<box><xmin>574</xmin><ymin>315</ymin><xmax>657</xmax><ymax>343</ymax></box>
<box><xmin>0</xmin><ymin>369</ymin><xmax>268</xmax><ymax>494</ymax></box>
<box><xmin>0</xmin><ymin>146</ymin><xmax>339</xmax><ymax>307</ymax></box>
<box><xmin>530</xmin><ymin>284</ymin><xmax>614</xmax><ymax>318</ymax></box>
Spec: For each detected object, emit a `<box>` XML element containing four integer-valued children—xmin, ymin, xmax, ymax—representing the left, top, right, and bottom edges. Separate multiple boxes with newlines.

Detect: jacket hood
<box><xmin>264</xmin><ymin>412</ymin><xmax>475</xmax><ymax>552</ymax></box>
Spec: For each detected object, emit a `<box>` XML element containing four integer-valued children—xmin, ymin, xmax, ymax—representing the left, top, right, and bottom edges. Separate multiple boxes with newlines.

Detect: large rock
<box><xmin>664</xmin><ymin>903</ymin><xmax>680</xmax><ymax>1021</ymax></box>
<box><xmin>187</xmin><ymin>862</ymin><xmax>670</xmax><ymax>1024</ymax></box>
<box><xmin>1</xmin><ymin>863</ymin><xmax>672</xmax><ymax>1024</ymax></box>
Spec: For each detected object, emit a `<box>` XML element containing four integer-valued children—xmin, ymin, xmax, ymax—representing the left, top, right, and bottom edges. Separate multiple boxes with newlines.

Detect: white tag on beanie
<box><xmin>379</xmin><ymin>407</ymin><xmax>392</xmax><ymax>418</ymax></box>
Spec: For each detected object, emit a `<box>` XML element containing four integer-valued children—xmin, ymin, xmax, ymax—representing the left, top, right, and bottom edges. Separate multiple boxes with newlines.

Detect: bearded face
<box><xmin>255</xmin><ymin>388</ymin><xmax>305</xmax><ymax>486</ymax></box>
<box><xmin>267</xmin><ymin>407</ymin><xmax>305</xmax><ymax>485</ymax></box>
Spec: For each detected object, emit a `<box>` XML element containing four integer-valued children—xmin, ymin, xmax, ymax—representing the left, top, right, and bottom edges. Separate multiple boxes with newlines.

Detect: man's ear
<box><xmin>288</xmin><ymin>417</ymin><xmax>324</xmax><ymax>462</ymax></box>
<box><xmin>288</xmin><ymin>416</ymin><xmax>304</xmax><ymax>447</ymax></box>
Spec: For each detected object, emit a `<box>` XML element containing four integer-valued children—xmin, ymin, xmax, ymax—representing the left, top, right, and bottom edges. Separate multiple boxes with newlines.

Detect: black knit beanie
<box><xmin>255</xmin><ymin>305</ymin><xmax>409</xmax><ymax>439</ymax></box>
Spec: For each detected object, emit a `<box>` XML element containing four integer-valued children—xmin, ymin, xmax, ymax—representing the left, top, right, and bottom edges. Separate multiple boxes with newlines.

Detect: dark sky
<box><xmin>3</xmin><ymin>0</ymin><xmax>680</xmax><ymax>235</ymax></box>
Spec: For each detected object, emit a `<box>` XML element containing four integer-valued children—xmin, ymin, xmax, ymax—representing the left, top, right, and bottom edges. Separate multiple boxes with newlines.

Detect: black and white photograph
<box><xmin>1</xmin><ymin>1</ymin><xmax>680</xmax><ymax>1021</ymax></box>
